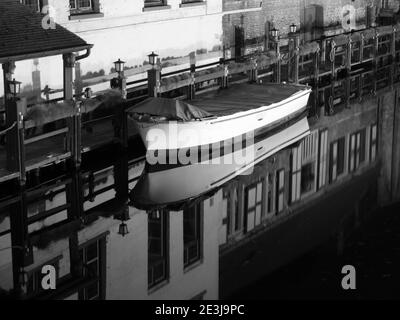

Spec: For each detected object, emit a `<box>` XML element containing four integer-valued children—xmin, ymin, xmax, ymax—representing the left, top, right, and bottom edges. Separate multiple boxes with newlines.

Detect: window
<box><xmin>226</xmin><ymin>187</ymin><xmax>241</xmax><ymax>238</ymax></box>
<box><xmin>359</xmin><ymin>129</ymin><xmax>366</xmax><ymax>164</ymax></box>
<box><xmin>329</xmin><ymin>137</ymin><xmax>345</xmax><ymax>182</ymax></box>
<box><xmin>349</xmin><ymin>129</ymin><xmax>366</xmax><ymax>172</ymax></box>
<box><xmin>78</xmin><ymin>236</ymin><xmax>106</xmax><ymax>300</ymax></box>
<box><xmin>266</xmin><ymin>174</ymin><xmax>274</xmax><ymax>214</ymax></box>
<box><xmin>370</xmin><ymin>124</ymin><xmax>378</xmax><ymax>161</ymax></box>
<box><xmin>276</xmin><ymin>169</ymin><xmax>285</xmax><ymax>214</ymax></box>
<box><xmin>182</xmin><ymin>0</ymin><xmax>203</xmax><ymax>4</ymax></box>
<box><xmin>244</xmin><ymin>181</ymin><xmax>263</xmax><ymax>232</ymax></box>
<box><xmin>183</xmin><ymin>204</ymin><xmax>202</xmax><ymax>268</ymax></box>
<box><xmin>148</xmin><ymin>210</ymin><xmax>168</xmax><ymax>289</ymax></box>
<box><xmin>144</xmin><ymin>0</ymin><xmax>167</xmax><ymax>8</ymax></box>
<box><xmin>69</xmin><ymin>0</ymin><xmax>100</xmax><ymax>15</ymax></box>
<box><xmin>300</xmin><ymin>163</ymin><xmax>315</xmax><ymax>194</ymax></box>
<box><xmin>290</xmin><ymin>144</ymin><xmax>302</xmax><ymax>203</ymax></box>
<box><xmin>21</xmin><ymin>0</ymin><xmax>42</xmax><ymax>12</ymax></box>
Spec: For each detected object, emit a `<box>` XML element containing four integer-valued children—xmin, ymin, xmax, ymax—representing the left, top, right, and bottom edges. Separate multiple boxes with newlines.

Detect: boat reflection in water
<box><xmin>131</xmin><ymin>116</ymin><xmax>310</xmax><ymax>208</ymax></box>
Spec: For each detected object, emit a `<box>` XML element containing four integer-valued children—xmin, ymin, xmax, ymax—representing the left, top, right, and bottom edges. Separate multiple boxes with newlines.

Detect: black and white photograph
<box><xmin>0</xmin><ymin>0</ymin><xmax>399</xmax><ymax>304</ymax></box>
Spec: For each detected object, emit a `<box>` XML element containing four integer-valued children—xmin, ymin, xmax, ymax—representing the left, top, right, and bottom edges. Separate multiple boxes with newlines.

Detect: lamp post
<box><xmin>270</xmin><ymin>28</ymin><xmax>281</xmax><ymax>83</ymax></box>
<box><xmin>289</xmin><ymin>23</ymin><xmax>297</xmax><ymax>35</ymax></box>
<box><xmin>148</xmin><ymin>51</ymin><xmax>158</xmax><ymax>67</ymax></box>
<box><xmin>147</xmin><ymin>51</ymin><xmax>161</xmax><ymax>97</ymax></box>
<box><xmin>84</xmin><ymin>87</ymin><xmax>93</xmax><ymax>99</ymax></box>
<box><xmin>114</xmin><ymin>58</ymin><xmax>125</xmax><ymax>77</ymax></box>
<box><xmin>118</xmin><ymin>222</ymin><xmax>129</xmax><ymax>237</ymax></box>
<box><xmin>270</xmin><ymin>27</ymin><xmax>279</xmax><ymax>41</ymax></box>
<box><xmin>289</xmin><ymin>23</ymin><xmax>300</xmax><ymax>84</ymax></box>
<box><xmin>110</xmin><ymin>58</ymin><xmax>127</xmax><ymax>99</ymax></box>
<box><xmin>115</xmin><ymin>206</ymin><xmax>130</xmax><ymax>237</ymax></box>
<box><xmin>8</xmin><ymin>78</ymin><xmax>21</xmax><ymax>99</ymax></box>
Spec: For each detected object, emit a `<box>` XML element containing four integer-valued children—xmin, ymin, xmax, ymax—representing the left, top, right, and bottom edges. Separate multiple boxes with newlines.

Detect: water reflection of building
<box><xmin>0</xmin><ymin>162</ymin><xmax>219</xmax><ymax>299</ymax></box>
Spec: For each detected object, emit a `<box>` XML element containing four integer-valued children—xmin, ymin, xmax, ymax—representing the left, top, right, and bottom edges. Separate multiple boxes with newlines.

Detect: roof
<box><xmin>0</xmin><ymin>0</ymin><xmax>91</xmax><ymax>63</ymax></box>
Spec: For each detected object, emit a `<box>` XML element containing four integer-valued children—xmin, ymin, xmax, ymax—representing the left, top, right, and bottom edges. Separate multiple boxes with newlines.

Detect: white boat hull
<box><xmin>131</xmin><ymin>116</ymin><xmax>310</xmax><ymax>207</ymax></box>
<box><xmin>132</xmin><ymin>89</ymin><xmax>311</xmax><ymax>151</ymax></box>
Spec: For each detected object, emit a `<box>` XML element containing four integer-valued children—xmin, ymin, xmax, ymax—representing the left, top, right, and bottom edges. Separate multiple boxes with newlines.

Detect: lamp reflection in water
<box><xmin>116</xmin><ymin>206</ymin><xmax>130</xmax><ymax>237</ymax></box>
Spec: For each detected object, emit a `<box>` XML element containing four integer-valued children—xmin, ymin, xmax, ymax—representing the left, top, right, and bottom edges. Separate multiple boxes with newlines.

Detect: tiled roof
<box><xmin>0</xmin><ymin>0</ymin><xmax>90</xmax><ymax>62</ymax></box>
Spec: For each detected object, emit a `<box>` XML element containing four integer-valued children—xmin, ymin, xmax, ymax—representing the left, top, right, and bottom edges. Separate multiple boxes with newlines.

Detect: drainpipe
<box><xmin>75</xmin><ymin>47</ymin><xmax>92</xmax><ymax>62</ymax></box>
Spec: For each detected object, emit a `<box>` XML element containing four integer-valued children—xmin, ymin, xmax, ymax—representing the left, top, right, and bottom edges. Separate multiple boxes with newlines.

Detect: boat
<box><xmin>130</xmin><ymin>117</ymin><xmax>310</xmax><ymax>208</ymax></box>
<box><xmin>127</xmin><ymin>81</ymin><xmax>312</xmax><ymax>207</ymax></box>
<box><xmin>127</xmin><ymin>82</ymin><xmax>311</xmax><ymax>167</ymax></box>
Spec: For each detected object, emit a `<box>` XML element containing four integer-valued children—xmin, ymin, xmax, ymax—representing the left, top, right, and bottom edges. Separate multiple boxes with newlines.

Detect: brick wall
<box><xmin>222</xmin><ymin>0</ymin><xmax>375</xmax><ymax>49</ymax></box>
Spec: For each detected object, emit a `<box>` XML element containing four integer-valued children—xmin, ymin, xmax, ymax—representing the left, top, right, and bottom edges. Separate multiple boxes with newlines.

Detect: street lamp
<box><xmin>8</xmin><ymin>78</ymin><xmax>21</xmax><ymax>97</ymax></box>
<box><xmin>84</xmin><ymin>87</ymin><xmax>93</xmax><ymax>99</ymax></box>
<box><xmin>290</xmin><ymin>23</ymin><xmax>297</xmax><ymax>34</ymax></box>
<box><xmin>148</xmin><ymin>51</ymin><xmax>158</xmax><ymax>66</ymax></box>
<box><xmin>116</xmin><ymin>206</ymin><xmax>130</xmax><ymax>237</ymax></box>
<box><xmin>270</xmin><ymin>27</ymin><xmax>279</xmax><ymax>40</ymax></box>
<box><xmin>118</xmin><ymin>222</ymin><xmax>129</xmax><ymax>237</ymax></box>
<box><xmin>113</xmin><ymin>58</ymin><xmax>125</xmax><ymax>75</ymax></box>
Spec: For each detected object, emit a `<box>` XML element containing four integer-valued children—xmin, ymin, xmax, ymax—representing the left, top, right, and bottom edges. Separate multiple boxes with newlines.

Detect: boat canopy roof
<box><xmin>128</xmin><ymin>82</ymin><xmax>307</xmax><ymax>121</ymax></box>
<box><xmin>128</xmin><ymin>97</ymin><xmax>214</xmax><ymax>121</ymax></box>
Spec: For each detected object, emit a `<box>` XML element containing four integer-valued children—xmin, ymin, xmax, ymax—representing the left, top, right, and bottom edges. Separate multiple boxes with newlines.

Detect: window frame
<box><xmin>370</xmin><ymin>123</ymin><xmax>378</xmax><ymax>161</ymax></box>
<box><xmin>144</xmin><ymin>0</ymin><xmax>168</xmax><ymax>8</ymax></box>
<box><xmin>276</xmin><ymin>169</ymin><xmax>285</xmax><ymax>214</ymax></box>
<box><xmin>183</xmin><ymin>203</ymin><xmax>203</xmax><ymax>269</ymax></box>
<box><xmin>148</xmin><ymin>210</ymin><xmax>169</xmax><ymax>290</ymax></box>
<box><xmin>69</xmin><ymin>0</ymin><xmax>101</xmax><ymax>16</ymax></box>
<box><xmin>78</xmin><ymin>234</ymin><xmax>107</xmax><ymax>300</ymax></box>
<box><xmin>244</xmin><ymin>180</ymin><xmax>263</xmax><ymax>232</ymax></box>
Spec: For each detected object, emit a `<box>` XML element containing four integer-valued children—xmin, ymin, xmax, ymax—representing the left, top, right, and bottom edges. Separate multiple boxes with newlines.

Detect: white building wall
<box><xmin>0</xmin><ymin>1</ymin><xmax>224</xmax><ymax>97</ymax></box>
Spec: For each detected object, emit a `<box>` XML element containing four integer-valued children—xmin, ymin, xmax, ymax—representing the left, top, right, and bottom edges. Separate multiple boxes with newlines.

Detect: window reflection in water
<box><xmin>148</xmin><ymin>210</ymin><xmax>168</xmax><ymax>289</ymax></box>
<box><xmin>183</xmin><ymin>203</ymin><xmax>202</xmax><ymax>268</ymax></box>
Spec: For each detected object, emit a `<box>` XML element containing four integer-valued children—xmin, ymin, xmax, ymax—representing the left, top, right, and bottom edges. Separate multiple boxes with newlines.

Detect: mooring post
<box><xmin>114</xmin><ymin>150</ymin><xmax>129</xmax><ymax>202</ymax></box>
<box><xmin>276</xmin><ymin>44</ymin><xmax>281</xmax><ymax>83</ymax></box>
<box><xmin>289</xmin><ymin>28</ymin><xmax>299</xmax><ymax>84</ymax></box>
<box><xmin>10</xmin><ymin>191</ymin><xmax>32</xmax><ymax>295</ymax></box>
<box><xmin>114</xmin><ymin>100</ymin><xmax>128</xmax><ymax>149</ymax></box>
<box><xmin>70</xmin><ymin>101</ymin><xmax>82</xmax><ymax>169</ymax></box>
<box><xmin>345</xmin><ymin>36</ymin><xmax>352</xmax><ymax>108</ymax></box>
<box><xmin>148</xmin><ymin>58</ymin><xmax>161</xmax><ymax>98</ymax></box>
<box><xmin>66</xmin><ymin>170</ymin><xmax>84</xmax><ymax>278</ymax></box>
<box><xmin>249</xmin><ymin>57</ymin><xmax>258</xmax><ymax>83</ymax></box>
<box><xmin>188</xmin><ymin>51</ymin><xmax>196</xmax><ymax>100</ymax></box>
<box><xmin>17</xmin><ymin>111</ymin><xmax>26</xmax><ymax>186</ymax></box>
<box><xmin>313</xmin><ymin>48</ymin><xmax>320</xmax><ymax>117</ymax></box>
<box><xmin>220</xmin><ymin>57</ymin><xmax>229</xmax><ymax>89</ymax></box>
<box><xmin>373</xmin><ymin>30</ymin><xmax>379</xmax><ymax>95</ymax></box>
<box><xmin>391</xmin><ymin>26</ymin><xmax>397</xmax><ymax>89</ymax></box>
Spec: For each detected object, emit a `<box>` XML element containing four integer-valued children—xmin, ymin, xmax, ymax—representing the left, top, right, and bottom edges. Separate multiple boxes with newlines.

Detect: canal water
<box><xmin>0</xmin><ymin>129</ymin><xmax>398</xmax><ymax>299</ymax></box>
